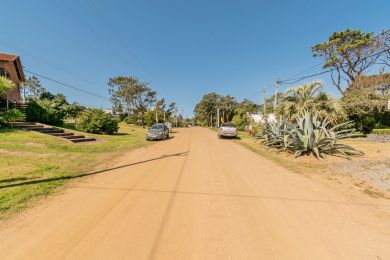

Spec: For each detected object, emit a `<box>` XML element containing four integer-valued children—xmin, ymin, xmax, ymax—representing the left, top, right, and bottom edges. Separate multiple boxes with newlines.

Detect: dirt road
<box><xmin>1</xmin><ymin>128</ymin><xmax>389</xmax><ymax>259</ymax></box>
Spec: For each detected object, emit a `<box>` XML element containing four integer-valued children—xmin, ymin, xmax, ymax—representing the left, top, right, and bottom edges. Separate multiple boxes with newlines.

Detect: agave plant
<box><xmin>258</xmin><ymin>111</ymin><xmax>363</xmax><ymax>159</ymax></box>
<box><xmin>255</xmin><ymin>119</ymin><xmax>293</xmax><ymax>150</ymax></box>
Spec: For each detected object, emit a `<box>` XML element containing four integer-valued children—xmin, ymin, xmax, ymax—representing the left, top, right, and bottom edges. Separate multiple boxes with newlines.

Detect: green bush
<box><xmin>360</xmin><ymin>116</ymin><xmax>376</xmax><ymax>134</ymax></box>
<box><xmin>231</xmin><ymin>114</ymin><xmax>247</xmax><ymax>131</ymax></box>
<box><xmin>1</xmin><ymin>109</ymin><xmax>25</xmax><ymax>127</ymax></box>
<box><xmin>76</xmin><ymin>109</ymin><xmax>118</xmax><ymax>135</ymax></box>
<box><xmin>26</xmin><ymin>99</ymin><xmax>67</xmax><ymax>126</ymax></box>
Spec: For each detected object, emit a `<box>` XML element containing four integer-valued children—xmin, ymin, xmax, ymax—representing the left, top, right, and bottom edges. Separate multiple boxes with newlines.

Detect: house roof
<box><xmin>0</xmin><ymin>53</ymin><xmax>19</xmax><ymax>62</ymax></box>
<box><xmin>0</xmin><ymin>52</ymin><xmax>25</xmax><ymax>82</ymax></box>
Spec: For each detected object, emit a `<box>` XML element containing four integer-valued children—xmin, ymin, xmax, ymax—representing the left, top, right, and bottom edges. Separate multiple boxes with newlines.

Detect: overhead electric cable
<box><xmin>24</xmin><ymin>69</ymin><xmax>110</xmax><ymax>101</ymax></box>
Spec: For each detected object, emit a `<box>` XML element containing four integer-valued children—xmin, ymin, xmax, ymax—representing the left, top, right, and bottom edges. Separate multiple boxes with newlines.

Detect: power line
<box><xmin>0</xmin><ymin>42</ymin><xmax>107</xmax><ymax>90</ymax></box>
<box><xmin>24</xmin><ymin>69</ymin><xmax>110</xmax><ymax>101</ymax></box>
<box><xmin>85</xmin><ymin>0</ymin><xmax>153</xmax><ymax>77</ymax></box>
<box><xmin>279</xmin><ymin>31</ymin><xmax>390</xmax><ymax>85</ymax></box>
<box><xmin>280</xmin><ymin>47</ymin><xmax>390</xmax><ymax>85</ymax></box>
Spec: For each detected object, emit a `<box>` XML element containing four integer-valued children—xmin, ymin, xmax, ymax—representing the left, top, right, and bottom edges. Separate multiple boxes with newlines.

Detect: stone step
<box><xmin>70</xmin><ymin>138</ymin><xmax>96</xmax><ymax>143</ymax></box>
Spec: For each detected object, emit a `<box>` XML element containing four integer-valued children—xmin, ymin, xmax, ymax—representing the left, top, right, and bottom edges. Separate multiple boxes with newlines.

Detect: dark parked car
<box><xmin>218</xmin><ymin>122</ymin><xmax>237</xmax><ymax>138</ymax></box>
<box><xmin>146</xmin><ymin>123</ymin><xmax>170</xmax><ymax>140</ymax></box>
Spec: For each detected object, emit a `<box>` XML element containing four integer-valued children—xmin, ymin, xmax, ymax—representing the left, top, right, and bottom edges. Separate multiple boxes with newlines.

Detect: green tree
<box><xmin>21</xmin><ymin>76</ymin><xmax>45</xmax><ymax>100</ymax></box>
<box><xmin>232</xmin><ymin>99</ymin><xmax>260</xmax><ymax>130</ymax></box>
<box><xmin>342</xmin><ymin>73</ymin><xmax>390</xmax><ymax>133</ymax></box>
<box><xmin>108</xmin><ymin>76</ymin><xmax>156</xmax><ymax>127</ymax></box>
<box><xmin>218</xmin><ymin>95</ymin><xmax>238</xmax><ymax>123</ymax></box>
<box><xmin>194</xmin><ymin>93</ymin><xmax>220</xmax><ymax>126</ymax></box>
<box><xmin>276</xmin><ymin>81</ymin><xmax>346</xmax><ymax>125</ymax></box>
<box><xmin>66</xmin><ymin>103</ymin><xmax>86</xmax><ymax>122</ymax></box>
<box><xmin>312</xmin><ymin>29</ymin><xmax>384</xmax><ymax>94</ymax></box>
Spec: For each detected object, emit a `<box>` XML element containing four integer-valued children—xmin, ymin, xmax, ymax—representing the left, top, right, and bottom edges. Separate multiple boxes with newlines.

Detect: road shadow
<box><xmin>0</xmin><ymin>151</ymin><xmax>189</xmax><ymax>189</ymax></box>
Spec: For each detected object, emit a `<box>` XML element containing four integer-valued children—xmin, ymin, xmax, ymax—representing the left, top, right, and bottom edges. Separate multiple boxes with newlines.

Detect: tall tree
<box><xmin>218</xmin><ymin>95</ymin><xmax>237</xmax><ymax>123</ymax></box>
<box><xmin>21</xmin><ymin>76</ymin><xmax>45</xmax><ymax>100</ymax></box>
<box><xmin>108</xmin><ymin>76</ymin><xmax>156</xmax><ymax>127</ymax></box>
<box><xmin>194</xmin><ymin>93</ymin><xmax>220</xmax><ymax>126</ymax></box>
<box><xmin>312</xmin><ymin>29</ymin><xmax>384</xmax><ymax>94</ymax></box>
<box><xmin>378</xmin><ymin>29</ymin><xmax>390</xmax><ymax>67</ymax></box>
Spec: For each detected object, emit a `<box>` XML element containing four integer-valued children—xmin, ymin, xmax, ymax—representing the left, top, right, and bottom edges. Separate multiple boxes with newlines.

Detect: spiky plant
<box><xmin>255</xmin><ymin>119</ymin><xmax>293</xmax><ymax>150</ymax></box>
<box><xmin>258</xmin><ymin>111</ymin><xmax>363</xmax><ymax>159</ymax></box>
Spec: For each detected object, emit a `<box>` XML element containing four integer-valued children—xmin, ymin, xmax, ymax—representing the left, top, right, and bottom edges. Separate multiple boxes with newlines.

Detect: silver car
<box><xmin>218</xmin><ymin>122</ymin><xmax>237</xmax><ymax>138</ymax></box>
<box><xmin>146</xmin><ymin>123</ymin><xmax>170</xmax><ymax>140</ymax></box>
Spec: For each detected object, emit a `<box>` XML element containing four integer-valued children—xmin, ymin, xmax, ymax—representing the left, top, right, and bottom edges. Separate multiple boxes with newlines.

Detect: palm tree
<box><xmin>0</xmin><ymin>76</ymin><xmax>16</xmax><ymax>110</ymax></box>
<box><xmin>276</xmin><ymin>81</ymin><xmax>346</xmax><ymax>125</ymax></box>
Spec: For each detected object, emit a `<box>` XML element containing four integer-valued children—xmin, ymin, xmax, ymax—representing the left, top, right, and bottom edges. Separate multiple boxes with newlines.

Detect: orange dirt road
<box><xmin>1</xmin><ymin>128</ymin><xmax>390</xmax><ymax>259</ymax></box>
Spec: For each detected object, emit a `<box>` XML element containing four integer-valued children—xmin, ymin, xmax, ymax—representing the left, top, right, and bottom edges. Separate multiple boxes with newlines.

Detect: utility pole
<box><xmin>181</xmin><ymin>108</ymin><xmax>184</xmax><ymax>127</ymax></box>
<box><xmin>155</xmin><ymin>101</ymin><xmax>158</xmax><ymax>123</ymax></box>
<box><xmin>273</xmin><ymin>78</ymin><xmax>280</xmax><ymax>112</ymax></box>
<box><xmin>216</xmin><ymin>108</ymin><xmax>220</xmax><ymax>128</ymax></box>
<box><xmin>163</xmin><ymin>110</ymin><xmax>166</xmax><ymax>122</ymax></box>
<box><xmin>263</xmin><ymin>87</ymin><xmax>267</xmax><ymax>128</ymax></box>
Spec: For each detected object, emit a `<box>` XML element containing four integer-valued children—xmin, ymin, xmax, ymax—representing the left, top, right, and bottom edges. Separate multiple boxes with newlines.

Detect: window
<box><xmin>0</xmin><ymin>67</ymin><xmax>6</xmax><ymax>77</ymax></box>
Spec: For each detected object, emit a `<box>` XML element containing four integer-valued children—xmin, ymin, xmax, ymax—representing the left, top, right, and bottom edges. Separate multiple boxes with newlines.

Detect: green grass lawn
<box><xmin>0</xmin><ymin>123</ymin><xmax>149</xmax><ymax>220</ymax></box>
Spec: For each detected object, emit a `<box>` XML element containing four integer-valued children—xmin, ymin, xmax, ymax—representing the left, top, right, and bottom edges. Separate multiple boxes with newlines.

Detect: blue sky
<box><xmin>1</xmin><ymin>0</ymin><xmax>389</xmax><ymax>116</ymax></box>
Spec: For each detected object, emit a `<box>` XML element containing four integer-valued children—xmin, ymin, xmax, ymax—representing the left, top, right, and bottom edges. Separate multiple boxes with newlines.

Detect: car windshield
<box><xmin>222</xmin><ymin>123</ymin><xmax>235</xmax><ymax>127</ymax></box>
<box><xmin>150</xmin><ymin>125</ymin><xmax>164</xmax><ymax>130</ymax></box>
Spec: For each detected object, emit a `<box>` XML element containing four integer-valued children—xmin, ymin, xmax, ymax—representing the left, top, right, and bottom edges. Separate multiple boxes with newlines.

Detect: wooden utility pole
<box><xmin>263</xmin><ymin>87</ymin><xmax>267</xmax><ymax>128</ymax></box>
<box><xmin>216</xmin><ymin>108</ymin><xmax>220</xmax><ymax>128</ymax></box>
<box><xmin>273</xmin><ymin>78</ymin><xmax>280</xmax><ymax>112</ymax></box>
<box><xmin>155</xmin><ymin>101</ymin><xmax>158</xmax><ymax>123</ymax></box>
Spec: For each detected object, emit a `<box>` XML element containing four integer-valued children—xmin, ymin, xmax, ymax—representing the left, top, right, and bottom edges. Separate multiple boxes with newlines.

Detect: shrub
<box><xmin>76</xmin><ymin>109</ymin><xmax>118</xmax><ymax>135</ymax></box>
<box><xmin>124</xmin><ymin>114</ymin><xmax>140</xmax><ymax>125</ymax></box>
<box><xmin>257</xmin><ymin>111</ymin><xmax>363</xmax><ymax>159</ymax></box>
<box><xmin>360</xmin><ymin>116</ymin><xmax>376</xmax><ymax>134</ymax></box>
<box><xmin>1</xmin><ymin>109</ymin><xmax>25</xmax><ymax>127</ymax></box>
<box><xmin>26</xmin><ymin>99</ymin><xmax>66</xmax><ymax>126</ymax></box>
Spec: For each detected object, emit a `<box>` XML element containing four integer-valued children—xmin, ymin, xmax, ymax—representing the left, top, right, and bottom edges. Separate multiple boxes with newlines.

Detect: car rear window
<box><xmin>222</xmin><ymin>123</ymin><xmax>235</xmax><ymax>127</ymax></box>
<box><xmin>151</xmin><ymin>125</ymin><xmax>163</xmax><ymax>129</ymax></box>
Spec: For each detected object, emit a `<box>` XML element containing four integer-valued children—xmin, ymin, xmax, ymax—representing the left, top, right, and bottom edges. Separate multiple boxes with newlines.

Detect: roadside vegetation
<box><xmin>1</xmin><ymin>72</ymin><xmax>185</xmax><ymax>219</ymax></box>
<box><xmin>194</xmin><ymin>28</ymin><xmax>389</xmax><ymax>160</ymax></box>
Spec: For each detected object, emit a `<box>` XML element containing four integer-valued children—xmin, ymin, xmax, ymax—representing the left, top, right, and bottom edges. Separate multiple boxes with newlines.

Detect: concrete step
<box><xmin>71</xmin><ymin>138</ymin><xmax>96</xmax><ymax>143</ymax></box>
